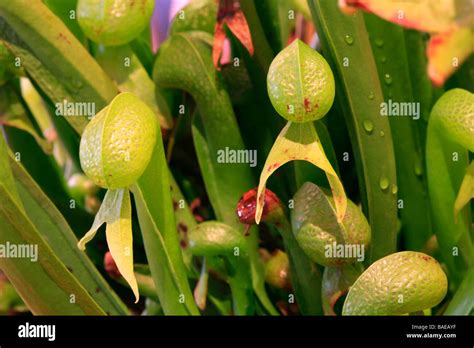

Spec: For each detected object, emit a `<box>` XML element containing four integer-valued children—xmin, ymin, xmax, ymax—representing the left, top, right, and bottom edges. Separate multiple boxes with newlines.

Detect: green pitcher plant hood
<box><xmin>291</xmin><ymin>182</ymin><xmax>370</xmax><ymax>267</ymax></box>
<box><xmin>267</xmin><ymin>39</ymin><xmax>335</xmax><ymax>123</ymax></box>
<box><xmin>78</xmin><ymin>92</ymin><xmax>158</xmax><ymax>303</ymax></box>
<box><xmin>342</xmin><ymin>251</ymin><xmax>448</xmax><ymax>315</ymax></box>
<box><xmin>79</xmin><ymin>92</ymin><xmax>157</xmax><ymax>190</ymax></box>
<box><xmin>77</xmin><ymin>0</ymin><xmax>155</xmax><ymax>46</ymax></box>
<box><xmin>430</xmin><ymin>88</ymin><xmax>473</xmax><ymax>218</ymax></box>
<box><xmin>426</xmin><ymin>88</ymin><xmax>473</xmax><ymax>284</ymax></box>
<box><xmin>256</xmin><ymin>39</ymin><xmax>346</xmax><ymax>227</ymax></box>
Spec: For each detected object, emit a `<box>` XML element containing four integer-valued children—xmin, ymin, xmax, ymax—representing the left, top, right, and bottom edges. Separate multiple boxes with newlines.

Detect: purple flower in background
<box><xmin>151</xmin><ymin>0</ymin><xmax>189</xmax><ymax>52</ymax></box>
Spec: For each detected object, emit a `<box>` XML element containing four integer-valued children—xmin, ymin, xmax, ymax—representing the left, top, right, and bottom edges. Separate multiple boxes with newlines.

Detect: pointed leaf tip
<box><xmin>78</xmin><ymin>188</ymin><xmax>139</xmax><ymax>302</ymax></box>
<box><xmin>105</xmin><ymin>189</ymin><xmax>139</xmax><ymax>303</ymax></box>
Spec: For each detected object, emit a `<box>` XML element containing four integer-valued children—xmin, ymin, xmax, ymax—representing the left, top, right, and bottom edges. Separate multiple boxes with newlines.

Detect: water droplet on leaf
<box><xmin>375</xmin><ymin>38</ymin><xmax>384</xmax><ymax>47</ymax></box>
<box><xmin>379</xmin><ymin>130</ymin><xmax>385</xmax><ymax>137</ymax></box>
<box><xmin>368</xmin><ymin>91</ymin><xmax>374</xmax><ymax>100</ymax></box>
<box><xmin>363</xmin><ymin>120</ymin><xmax>374</xmax><ymax>134</ymax></box>
<box><xmin>414</xmin><ymin>157</ymin><xmax>423</xmax><ymax>176</ymax></box>
<box><xmin>379</xmin><ymin>177</ymin><xmax>389</xmax><ymax>191</ymax></box>
<box><xmin>391</xmin><ymin>185</ymin><xmax>398</xmax><ymax>194</ymax></box>
<box><xmin>345</xmin><ymin>35</ymin><xmax>354</xmax><ymax>45</ymax></box>
<box><xmin>384</xmin><ymin>74</ymin><xmax>393</xmax><ymax>85</ymax></box>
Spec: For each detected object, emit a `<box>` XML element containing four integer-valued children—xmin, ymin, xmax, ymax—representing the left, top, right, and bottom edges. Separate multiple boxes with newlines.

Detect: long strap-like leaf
<box><xmin>0</xmin><ymin>184</ymin><xmax>105</xmax><ymax>315</ymax></box>
<box><xmin>0</xmin><ymin>0</ymin><xmax>117</xmax><ymax>134</ymax></box>
<box><xmin>309</xmin><ymin>0</ymin><xmax>398</xmax><ymax>262</ymax></box>
<box><xmin>11</xmin><ymin>156</ymin><xmax>128</xmax><ymax>314</ymax></box>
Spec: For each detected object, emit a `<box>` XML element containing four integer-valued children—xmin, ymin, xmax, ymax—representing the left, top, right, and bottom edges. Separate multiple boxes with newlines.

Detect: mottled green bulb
<box><xmin>343</xmin><ymin>252</ymin><xmax>448</xmax><ymax>315</ymax></box>
<box><xmin>77</xmin><ymin>0</ymin><xmax>154</xmax><ymax>46</ymax></box>
<box><xmin>267</xmin><ymin>39</ymin><xmax>335</xmax><ymax>123</ymax></box>
<box><xmin>431</xmin><ymin>88</ymin><xmax>473</xmax><ymax>152</ymax></box>
<box><xmin>80</xmin><ymin>92</ymin><xmax>157</xmax><ymax>189</ymax></box>
<box><xmin>295</xmin><ymin>197</ymin><xmax>370</xmax><ymax>267</ymax></box>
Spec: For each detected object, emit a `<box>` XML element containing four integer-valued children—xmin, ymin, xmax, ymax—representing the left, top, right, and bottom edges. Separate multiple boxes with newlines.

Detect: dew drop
<box><xmin>363</xmin><ymin>120</ymin><xmax>374</xmax><ymax>134</ymax></box>
<box><xmin>414</xmin><ymin>157</ymin><xmax>423</xmax><ymax>177</ymax></box>
<box><xmin>381</xmin><ymin>56</ymin><xmax>387</xmax><ymax>63</ymax></box>
<box><xmin>379</xmin><ymin>130</ymin><xmax>385</xmax><ymax>137</ymax></box>
<box><xmin>379</xmin><ymin>176</ymin><xmax>389</xmax><ymax>191</ymax></box>
<box><xmin>368</xmin><ymin>91</ymin><xmax>374</xmax><ymax>100</ymax></box>
<box><xmin>391</xmin><ymin>185</ymin><xmax>398</xmax><ymax>194</ymax></box>
<box><xmin>345</xmin><ymin>35</ymin><xmax>354</xmax><ymax>45</ymax></box>
<box><xmin>384</xmin><ymin>74</ymin><xmax>393</xmax><ymax>85</ymax></box>
<box><xmin>375</xmin><ymin>38</ymin><xmax>384</xmax><ymax>47</ymax></box>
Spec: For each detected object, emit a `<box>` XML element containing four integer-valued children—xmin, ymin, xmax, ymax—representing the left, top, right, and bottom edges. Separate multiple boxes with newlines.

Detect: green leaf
<box><xmin>240</xmin><ymin>0</ymin><xmax>275</xmax><ymax>73</ymax></box>
<box><xmin>0</xmin><ymin>185</ymin><xmax>105</xmax><ymax>315</ymax></box>
<box><xmin>43</xmin><ymin>0</ymin><xmax>86</xmax><ymax>43</ymax></box>
<box><xmin>0</xmin><ymin>0</ymin><xmax>117</xmax><ymax>134</ymax></box>
<box><xmin>1</xmin><ymin>6</ymin><xmax>196</xmax><ymax>312</ymax></box>
<box><xmin>445</xmin><ymin>265</ymin><xmax>474</xmax><ymax>315</ymax></box>
<box><xmin>270</xmin><ymin>216</ymin><xmax>323</xmax><ymax>315</ymax></box>
<box><xmin>10</xmin><ymin>154</ymin><xmax>128</xmax><ymax>314</ymax></box>
<box><xmin>168</xmin><ymin>171</ymin><xmax>198</xmax><ymax>275</ymax></box>
<box><xmin>309</xmin><ymin>0</ymin><xmax>398</xmax><ymax>262</ymax></box>
<box><xmin>364</xmin><ymin>14</ymin><xmax>432</xmax><ymax>251</ymax></box>
<box><xmin>0</xmin><ymin>127</ymin><xmax>22</xmax><ymax>208</ymax></box>
<box><xmin>19</xmin><ymin>78</ymin><xmax>54</xmax><ymax>136</ymax></box>
<box><xmin>132</xmin><ymin>265</ymin><xmax>160</xmax><ymax>303</ymax></box>
<box><xmin>0</xmin><ymin>85</ymin><xmax>52</xmax><ymax>153</ymax></box>
<box><xmin>454</xmin><ymin>161</ymin><xmax>474</xmax><ymax>218</ymax></box>
<box><xmin>3</xmin><ymin>123</ymin><xmax>84</xmax><ymax>229</ymax></box>
<box><xmin>133</xmin><ymin>133</ymin><xmax>199</xmax><ymax>315</ymax></box>
<box><xmin>0</xmin><ymin>11</ymin><xmax>197</xmax><ymax>314</ymax></box>
<box><xmin>253</xmin><ymin>0</ymin><xmax>288</xmax><ymax>53</ymax></box>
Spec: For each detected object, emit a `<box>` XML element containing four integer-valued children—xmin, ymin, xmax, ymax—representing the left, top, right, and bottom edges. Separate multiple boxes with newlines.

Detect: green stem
<box><xmin>276</xmin><ymin>218</ymin><xmax>323</xmax><ymax>315</ymax></box>
<box><xmin>426</xmin><ymin>121</ymin><xmax>472</xmax><ymax>285</ymax></box>
<box><xmin>226</xmin><ymin>258</ymin><xmax>255</xmax><ymax>315</ymax></box>
<box><xmin>187</xmin><ymin>221</ymin><xmax>255</xmax><ymax>315</ymax></box>
<box><xmin>444</xmin><ymin>265</ymin><xmax>474</xmax><ymax>315</ymax></box>
<box><xmin>168</xmin><ymin>171</ymin><xmax>198</xmax><ymax>277</ymax></box>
